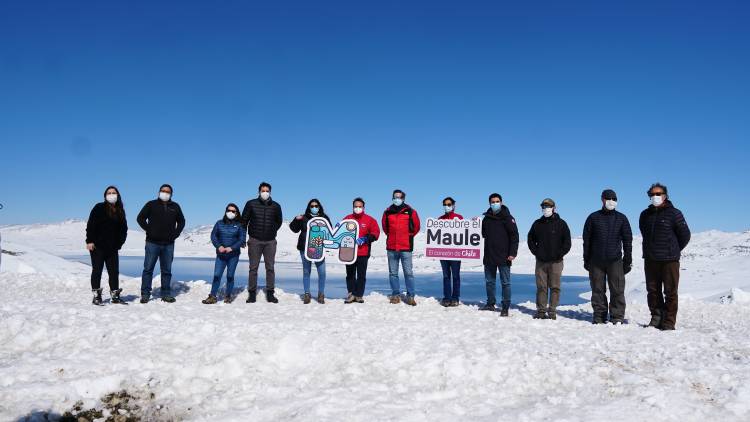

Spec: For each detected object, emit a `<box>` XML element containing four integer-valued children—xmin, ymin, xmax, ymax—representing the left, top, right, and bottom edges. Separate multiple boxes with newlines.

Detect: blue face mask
<box><xmin>393</xmin><ymin>198</ymin><xmax>404</xmax><ymax>207</ymax></box>
<box><xmin>490</xmin><ymin>202</ymin><xmax>502</xmax><ymax>212</ymax></box>
<box><xmin>310</xmin><ymin>207</ymin><xmax>319</xmax><ymax>215</ymax></box>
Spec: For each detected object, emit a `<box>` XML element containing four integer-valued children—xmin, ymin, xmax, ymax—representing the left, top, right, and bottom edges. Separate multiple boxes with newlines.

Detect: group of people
<box><xmin>84</xmin><ymin>181</ymin><xmax>691</xmax><ymax>330</ymax></box>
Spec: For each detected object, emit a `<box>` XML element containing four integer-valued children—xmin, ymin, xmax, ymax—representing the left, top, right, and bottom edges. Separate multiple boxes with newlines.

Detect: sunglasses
<box><xmin>648</xmin><ymin>192</ymin><xmax>664</xmax><ymax>197</ymax></box>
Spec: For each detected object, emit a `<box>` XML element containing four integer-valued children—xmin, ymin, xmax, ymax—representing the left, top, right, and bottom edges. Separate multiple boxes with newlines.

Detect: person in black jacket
<box><xmin>241</xmin><ymin>181</ymin><xmax>283</xmax><ymax>303</ymax></box>
<box><xmin>137</xmin><ymin>184</ymin><xmax>185</xmax><ymax>303</ymax></box>
<box><xmin>528</xmin><ymin>198</ymin><xmax>571</xmax><ymax>320</ymax></box>
<box><xmin>289</xmin><ymin>198</ymin><xmax>330</xmax><ymax>304</ymax></box>
<box><xmin>481</xmin><ymin>193</ymin><xmax>520</xmax><ymax>316</ymax></box>
<box><xmin>86</xmin><ymin>186</ymin><xmax>128</xmax><ymax>305</ymax></box>
<box><xmin>583</xmin><ymin>189</ymin><xmax>633</xmax><ymax>324</ymax></box>
<box><xmin>639</xmin><ymin>183</ymin><xmax>691</xmax><ymax>330</ymax></box>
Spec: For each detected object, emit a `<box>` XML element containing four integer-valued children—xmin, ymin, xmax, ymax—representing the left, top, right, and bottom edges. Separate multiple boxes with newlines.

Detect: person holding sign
<box><xmin>481</xmin><ymin>193</ymin><xmax>519</xmax><ymax>316</ymax></box>
<box><xmin>439</xmin><ymin>197</ymin><xmax>463</xmax><ymax>307</ymax></box>
<box><xmin>342</xmin><ymin>197</ymin><xmax>380</xmax><ymax>303</ymax></box>
<box><xmin>528</xmin><ymin>198</ymin><xmax>572</xmax><ymax>320</ymax></box>
<box><xmin>382</xmin><ymin>189</ymin><xmax>421</xmax><ymax>306</ymax></box>
<box><xmin>290</xmin><ymin>199</ymin><xmax>331</xmax><ymax>304</ymax></box>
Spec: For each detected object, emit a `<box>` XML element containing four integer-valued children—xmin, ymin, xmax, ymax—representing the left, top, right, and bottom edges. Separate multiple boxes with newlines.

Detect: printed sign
<box><xmin>304</xmin><ymin>217</ymin><xmax>360</xmax><ymax>264</ymax></box>
<box><xmin>424</xmin><ymin>217</ymin><xmax>482</xmax><ymax>261</ymax></box>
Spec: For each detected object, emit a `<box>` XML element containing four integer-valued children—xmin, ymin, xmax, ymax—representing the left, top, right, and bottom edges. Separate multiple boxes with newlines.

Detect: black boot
<box><xmin>110</xmin><ymin>288</ymin><xmax>126</xmax><ymax>305</ymax></box>
<box><xmin>92</xmin><ymin>289</ymin><xmax>103</xmax><ymax>306</ymax></box>
<box><xmin>246</xmin><ymin>289</ymin><xmax>257</xmax><ymax>303</ymax></box>
<box><xmin>266</xmin><ymin>289</ymin><xmax>279</xmax><ymax>303</ymax></box>
<box><xmin>140</xmin><ymin>294</ymin><xmax>150</xmax><ymax>304</ymax></box>
<box><xmin>500</xmin><ymin>305</ymin><xmax>509</xmax><ymax>317</ymax></box>
<box><xmin>647</xmin><ymin>310</ymin><xmax>662</xmax><ymax>328</ymax></box>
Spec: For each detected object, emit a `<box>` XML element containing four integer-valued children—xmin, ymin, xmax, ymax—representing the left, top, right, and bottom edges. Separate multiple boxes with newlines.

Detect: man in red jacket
<box><xmin>382</xmin><ymin>189</ymin><xmax>421</xmax><ymax>306</ymax></box>
<box><xmin>342</xmin><ymin>197</ymin><xmax>381</xmax><ymax>303</ymax></box>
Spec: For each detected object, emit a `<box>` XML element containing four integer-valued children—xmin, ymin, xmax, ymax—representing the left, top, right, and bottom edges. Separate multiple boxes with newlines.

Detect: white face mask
<box><xmin>226</xmin><ymin>212</ymin><xmax>237</xmax><ymax>220</ymax></box>
<box><xmin>105</xmin><ymin>194</ymin><xmax>118</xmax><ymax>204</ymax></box>
<box><xmin>650</xmin><ymin>195</ymin><xmax>664</xmax><ymax>207</ymax></box>
<box><xmin>159</xmin><ymin>192</ymin><xmax>171</xmax><ymax>201</ymax></box>
<box><xmin>444</xmin><ymin>205</ymin><xmax>454</xmax><ymax>213</ymax></box>
<box><xmin>353</xmin><ymin>207</ymin><xmax>363</xmax><ymax>215</ymax></box>
<box><xmin>260</xmin><ymin>191</ymin><xmax>271</xmax><ymax>201</ymax></box>
<box><xmin>542</xmin><ymin>207</ymin><xmax>554</xmax><ymax>218</ymax></box>
<box><xmin>605</xmin><ymin>200</ymin><xmax>617</xmax><ymax>211</ymax></box>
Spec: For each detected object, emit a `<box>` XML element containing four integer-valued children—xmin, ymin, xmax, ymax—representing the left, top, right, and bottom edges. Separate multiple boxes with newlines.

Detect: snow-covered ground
<box><xmin>1</xmin><ymin>222</ymin><xmax>750</xmax><ymax>421</ymax></box>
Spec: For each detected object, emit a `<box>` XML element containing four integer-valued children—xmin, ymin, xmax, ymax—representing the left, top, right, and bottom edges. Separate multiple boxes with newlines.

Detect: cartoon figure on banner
<box><xmin>305</xmin><ymin>217</ymin><xmax>359</xmax><ymax>264</ymax></box>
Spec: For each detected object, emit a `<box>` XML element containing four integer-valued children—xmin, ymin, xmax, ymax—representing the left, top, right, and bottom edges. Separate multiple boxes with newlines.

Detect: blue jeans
<box><xmin>300</xmin><ymin>251</ymin><xmax>326</xmax><ymax>295</ymax></box>
<box><xmin>141</xmin><ymin>241</ymin><xmax>175</xmax><ymax>296</ymax></box>
<box><xmin>387</xmin><ymin>250</ymin><xmax>415</xmax><ymax>296</ymax></box>
<box><xmin>484</xmin><ymin>264</ymin><xmax>511</xmax><ymax>308</ymax></box>
<box><xmin>211</xmin><ymin>254</ymin><xmax>240</xmax><ymax>297</ymax></box>
<box><xmin>440</xmin><ymin>260</ymin><xmax>461</xmax><ymax>300</ymax></box>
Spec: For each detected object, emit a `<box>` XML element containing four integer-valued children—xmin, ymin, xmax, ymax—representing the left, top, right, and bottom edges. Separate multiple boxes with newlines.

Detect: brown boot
<box><xmin>317</xmin><ymin>293</ymin><xmax>325</xmax><ymax>304</ymax></box>
<box><xmin>202</xmin><ymin>295</ymin><xmax>217</xmax><ymax>304</ymax></box>
<box><xmin>405</xmin><ymin>296</ymin><xmax>417</xmax><ymax>306</ymax></box>
<box><xmin>389</xmin><ymin>295</ymin><xmax>401</xmax><ymax>304</ymax></box>
<box><xmin>303</xmin><ymin>293</ymin><xmax>311</xmax><ymax>304</ymax></box>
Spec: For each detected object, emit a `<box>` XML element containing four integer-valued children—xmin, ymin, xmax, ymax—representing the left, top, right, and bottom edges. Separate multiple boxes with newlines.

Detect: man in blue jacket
<box><xmin>583</xmin><ymin>189</ymin><xmax>633</xmax><ymax>324</ymax></box>
<box><xmin>639</xmin><ymin>183</ymin><xmax>691</xmax><ymax>330</ymax></box>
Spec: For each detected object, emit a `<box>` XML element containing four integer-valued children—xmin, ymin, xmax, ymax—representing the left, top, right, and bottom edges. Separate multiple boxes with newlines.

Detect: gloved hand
<box><xmin>584</xmin><ymin>261</ymin><xmax>590</xmax><ymax>272</ymax></box>
<box><xmin>356</xmin><ymin>236</ymin><xmax>368</xmax><ymax>246</ymax></box>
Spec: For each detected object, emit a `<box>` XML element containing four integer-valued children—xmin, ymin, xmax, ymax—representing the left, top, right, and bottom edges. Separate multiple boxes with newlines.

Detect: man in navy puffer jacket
<box><xmin>583</xmin><ymin>189</ymin><xmax>633</xmax><ymax>324</ymax></box>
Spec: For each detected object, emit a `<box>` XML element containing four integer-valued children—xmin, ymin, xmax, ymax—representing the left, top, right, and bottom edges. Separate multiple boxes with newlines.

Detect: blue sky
<box><xmin>1</xmin><ymin>0</ymin><xmax>748</xmax><ymax>235</ymax></box>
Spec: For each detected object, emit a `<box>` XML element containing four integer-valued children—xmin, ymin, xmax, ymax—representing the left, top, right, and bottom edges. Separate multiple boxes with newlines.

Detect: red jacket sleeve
<box><xmin>411</xmin><ymin>209</ymin><xmax>421</xmax><ymax>234</ymax></box>
<box><xmin>381</xmin><ymin>211</ymin><xmax>389</xmax><ymax>236</ymax></box>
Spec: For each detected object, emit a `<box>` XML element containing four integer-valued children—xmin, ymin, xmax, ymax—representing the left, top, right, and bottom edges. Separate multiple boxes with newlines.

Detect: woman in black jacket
<box><xmin>289</xmin><ymin>199</ymin><xmax>331</xmax><ymax>304</ymax></box>
<box><xmin>85</xmin><ymin>186</ymin><xmax>128</xmax><ymax>305</ymax></box>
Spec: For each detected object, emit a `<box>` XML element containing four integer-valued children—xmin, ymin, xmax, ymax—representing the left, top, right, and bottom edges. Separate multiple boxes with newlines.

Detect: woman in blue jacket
<box><xmin>203</xmin><ymin>203</ymin><xmax>246</xmax><ymax>304</ymax></box>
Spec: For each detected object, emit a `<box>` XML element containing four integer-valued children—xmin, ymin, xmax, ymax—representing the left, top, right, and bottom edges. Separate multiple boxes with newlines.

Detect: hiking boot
<box><xmin>480</xmin><ymin>303</ymin><xmax>496</xmax><ymax>312</ymax></box>
<box><xmin>355</xmin><ymin>296</ymin><xmax>364</xmax><ymax>303</ymax></box>
<box><xmin>440</xmin><ymin>298</ymin><xmax>451</xmax><ymax>307</ymax></box>
<box><xmin>659</xmin><ymin>325</ymin><xmax>675</xmax><ymax>331</ymax></box>
<box><xmin>246</xmin><ymin>290</ymin><xmax>257</xmax><ymax>303</ymax></box>
<box><xmin>647</xmin><ymin>311</ymin><xmax>662</xmax><ymax>328</ymax></box>
<box><xmin>161</xmin><ymin>295</ymin><xmax>176</xmax><ymax>303</ymax></box>
<box><xmin>317</xmin><ymin>293</ymin><xmax>325</xmax><ymax>304</ymax></box>
<box><xmin>610</xmin><ymin>318</ymin><xmax>625</xmax><ymax>325</ymax></box>
<box><xmin>202</xmin><ymin>295</ymin><xmax>217</xmax><ymax>304</ymax></box>
<box><xmin>303</xmin><ymin>293</ymin><xmax>311</xmax><ymax>304</ymax></box>
<box><xmin>533</xmin><ymin>311</ymin><xmax>548</xmax><ymax>319</ymax></box>
<box><xmin>389</xmin><ymin>295</ymin><xmax>401</xmax><ymax>304</ymax></box>
<box><xmin>592</xmin><ymin>318</ymin><xmax>606</xmax><ymax>324</ymax></box>
<box><xmin>110</xmin><ymin>288</ymin><xmax>125</xmax><ymax>304</ymax></box>
<box><xmin>405</xmin><ymin>296</ymin><xmax>417</xmax><ymax>306</ymax></box>
<box><xmin>548</xmin><ymin>312</ymin><xmax>557</xmax><ymax>320</ymax></box>
<box><xmin>450</xmin><ymin>300</ymin><xmax>459</xmax><ymax>307</ymax></box>
<box><xmin>224</xmin><ymin>294</ymin><xmax>233</xmax><ymax>304</ymax></box>
<box><xmin>500</xmin><ymin>307</ymin><xmax>509</xmax><ymax>317</ymax></box>
<box><xmin>140</xmin><ymin>294</ymin><xmax>150</xmax><ymax>304</ymax></box>
<box><xmin>92</xmin><ymin>289</ymin><xmax>103</xmax><ymax>306</ymax></box>
<box><xmin>266</xmin><ymin>289</ymin><xmax>279</xmax><ymax>303</ymax></box>
<box><xmin>344</xmin><ymin>293</ymin><xmax>356</xmax><ymax>304</ymax></box>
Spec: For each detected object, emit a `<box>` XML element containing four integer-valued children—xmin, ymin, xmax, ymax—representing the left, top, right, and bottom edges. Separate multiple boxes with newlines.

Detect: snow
<box><xmin>2</xmin><ymin>222</ymin><xmax>750</xmax><ymax>421</ymax></box>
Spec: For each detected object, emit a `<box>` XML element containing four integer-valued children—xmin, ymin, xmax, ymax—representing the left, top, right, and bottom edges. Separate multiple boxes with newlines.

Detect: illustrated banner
<box><xmin>304</xmin><ymin>217</ymin><xmax>360</xmax><ymax>264</ymax></box>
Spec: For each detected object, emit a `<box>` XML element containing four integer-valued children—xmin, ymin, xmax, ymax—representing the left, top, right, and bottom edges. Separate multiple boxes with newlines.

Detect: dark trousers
<box><xmin>90</xmin><ymin>249</ymin><xmax>119</xmax><ymax>290</ymax></box>
<box><xmin>645</xmin><ymin>259</ymin><xmax>680</xmax><ymax>328</ymax></box>
<box><xmin>247</xmin><ymin>237</ymin><xmax>277</xmax><ymax>292</ymax></box>
<box><xmin>589</xmin><ymin>259</ymin><xmax>626</xmax><ymax>321</ymax></box>
<box><xmin>345</xmin><ymin>256</ymin><xmax>369</xmax><ymax>297</ymax></box>
<box><xmin>440</xmin><ymin>260</ymin><xmax>461</xmax><ymax>300</ymax></box>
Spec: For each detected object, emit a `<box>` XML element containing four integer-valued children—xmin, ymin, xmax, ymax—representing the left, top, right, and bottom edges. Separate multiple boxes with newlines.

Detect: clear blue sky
<box><xmin>1</xmin><ymin>0</ymin><xmax>748</xmax><ymax>235</ymax></box>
